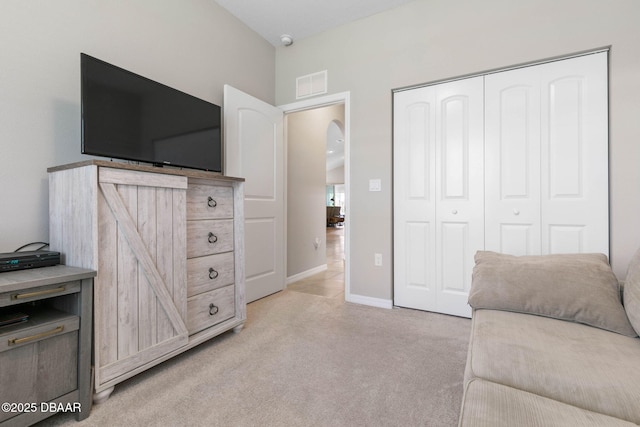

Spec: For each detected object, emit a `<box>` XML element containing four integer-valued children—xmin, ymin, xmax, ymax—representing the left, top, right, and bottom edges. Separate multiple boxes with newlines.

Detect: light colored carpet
<box><xmin>38</xmin><ymin>289</ymin><xmax>471</xmax><ymax>427</ymax></box>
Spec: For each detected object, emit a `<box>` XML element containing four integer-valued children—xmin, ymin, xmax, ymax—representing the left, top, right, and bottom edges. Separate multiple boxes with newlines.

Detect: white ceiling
<box><xmin>214</xmin><ymin>0</ymin><xmax>416</xmax><ymax>46</ymax></box>
<box><xmin>214</xmin><ymin>0</ymin><xmax>405</xmax><ymax>172</ymax></box>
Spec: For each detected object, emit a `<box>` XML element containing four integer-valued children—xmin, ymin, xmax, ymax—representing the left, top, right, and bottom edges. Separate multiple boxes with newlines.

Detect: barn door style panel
<box><xmin>485</xmin><ymin>52</ymin><xmax>609</xmax><ymax>256</ymax></box>
<box><xmin>394</xmin><ymin>77</ymin><xmax>483</xmax><ymax>317</ymax></box>
<box><xmin>95</xmin><ymin>168</ymin><xmax>188</xmax><ymax>388</ymax></box>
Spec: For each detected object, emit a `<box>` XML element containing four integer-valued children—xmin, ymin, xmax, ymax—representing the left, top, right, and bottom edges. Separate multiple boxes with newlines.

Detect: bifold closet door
<box><xmin>393</xmin><ymin>77</ymin><xmax>483</xmax><ymax>317</ymax></box>
<box><xmin>485</xmin><ymin>52</ymin><xmax>609</xmax><ymax>256</ymax></box>
<box><xmin>484</xmin><ymin>63</ymin><xmax>542</xmax><ymax>255</ymax></box>
<box><xmin>394</xmin><ymin>52</ymin><xmax>608</xmax><ymax>317</ymax></box>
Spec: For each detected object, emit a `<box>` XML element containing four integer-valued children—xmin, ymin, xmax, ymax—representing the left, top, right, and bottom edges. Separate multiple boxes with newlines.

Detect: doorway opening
<box><xmin>280</xmin><ymin>92</ymin><xmax>351</xmax><ymax>301</ymax></box>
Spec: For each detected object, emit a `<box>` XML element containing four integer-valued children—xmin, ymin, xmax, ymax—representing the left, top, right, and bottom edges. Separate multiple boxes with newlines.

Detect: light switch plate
<box><xmin>369</xmin><ymin>179</ymin><xmax>382</xmax><ymax>192</ymax></box>
<box><xmin>374</xmin><ymin>253</ymin><xmax>382</xmax><ymax>266</ymax></box>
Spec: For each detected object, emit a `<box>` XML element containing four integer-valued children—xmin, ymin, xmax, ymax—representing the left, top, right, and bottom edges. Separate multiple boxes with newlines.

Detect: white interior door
<box><xmin>224</xmin><ymin>85</ymin><xmax>285</xmax><ymax>302</ymax></box>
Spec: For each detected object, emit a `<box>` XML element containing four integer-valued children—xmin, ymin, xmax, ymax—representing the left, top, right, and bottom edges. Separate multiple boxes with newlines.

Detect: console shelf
<box><xmin>0</xmin><ymin>265</ymin><xmax>94</xmax><ymax>426</ymax></box>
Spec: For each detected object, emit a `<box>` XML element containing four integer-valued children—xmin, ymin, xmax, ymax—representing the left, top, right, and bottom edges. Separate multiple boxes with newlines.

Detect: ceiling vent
<box><xmin>296</xmin><ymin>70</ymin><xmax>328</xmax><ymax>99</ymax></box>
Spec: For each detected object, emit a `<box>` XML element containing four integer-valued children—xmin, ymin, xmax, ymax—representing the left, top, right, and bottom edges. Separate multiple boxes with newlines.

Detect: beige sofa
<box><xmin>458</xmin><ymin>250</ymin><xmax>640</xmax><ymax>426</ymax></box>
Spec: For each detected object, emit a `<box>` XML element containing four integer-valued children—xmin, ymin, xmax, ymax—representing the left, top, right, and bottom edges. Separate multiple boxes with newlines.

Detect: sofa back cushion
<box><xmin>469</xmin><ymin>251</ymin><xmax>637</xmax><ymax>337</ymax></box>
<box><xmin>624</xmin><ymin>248</ymin><xmax>640</xmax><ymax>336</ymax></box>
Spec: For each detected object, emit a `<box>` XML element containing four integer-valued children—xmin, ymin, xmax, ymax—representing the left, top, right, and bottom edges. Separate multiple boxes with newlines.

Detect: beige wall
<box><xmin>287</xmin><ymin>104</ymin><xmax>345</xmax><ymax>277</ymax></box>
<box><xmin>275</xmin><ymin>0</ymin><xmax>640</xmax><ymax>300</ymax></box>
<box><xmin>0</xmin><ymin>0</ymin><xmax>274</xmax><ymax>253</ymax></box>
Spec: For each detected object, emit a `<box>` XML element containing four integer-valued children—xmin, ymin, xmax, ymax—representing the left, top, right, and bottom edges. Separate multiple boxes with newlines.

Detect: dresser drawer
<box><xmin>187</xmin><ymin>252</ymin><xmax>235</xmax><ymax>298</ymax></box>
<box><xmin>187</xmin><ymin>219</ymin><xmax>234</xmax><ymax>258</ymax></box>
<box><xmin>187</xmin><ymin>183</ymin><xmax>233</xmax><ymax>220</ymax></box>
<box><xmin>187</xmin><ymin>285</ymin><xmax>235</xmax><ymax>335</ymax></box>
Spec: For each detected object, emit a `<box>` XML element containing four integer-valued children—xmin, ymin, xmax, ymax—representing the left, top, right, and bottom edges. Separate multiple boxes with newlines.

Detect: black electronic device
<box><xmin>81</xmin><ymin>53</ymin><xmax>222</xmax><ymax>172</ymax></box>
<box><xmin>0</xmin><ymin>250</ymin><xmax>61</xmax><ymax>272</ymax></box>
<box><xmin>0</xmin><ymin>312</ymin><xmax>29</xmax><ymax>328</ymax></box>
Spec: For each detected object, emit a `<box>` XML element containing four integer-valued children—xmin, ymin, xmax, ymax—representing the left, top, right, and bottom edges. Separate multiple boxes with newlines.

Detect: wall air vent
<box><xmin>296</xmin><ymin>70</ymin><xmax>328</xmax><ymax>99</ymax></box>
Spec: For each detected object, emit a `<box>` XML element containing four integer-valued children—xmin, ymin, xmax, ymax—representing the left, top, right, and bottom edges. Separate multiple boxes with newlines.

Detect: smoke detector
<box><xmin>280</xmin><ymin>34</ymin><xmax>293</xmax><ymax>46</ymax></box>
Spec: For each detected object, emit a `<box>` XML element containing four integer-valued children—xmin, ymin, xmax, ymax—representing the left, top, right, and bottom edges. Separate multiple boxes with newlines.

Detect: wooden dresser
<box><xmin>48</xmin><ymin>161</ymin><xmax>245</xmax><ymax>403</ymax></box>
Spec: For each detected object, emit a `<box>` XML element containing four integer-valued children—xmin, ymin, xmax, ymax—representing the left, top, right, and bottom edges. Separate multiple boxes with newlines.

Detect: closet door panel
<box><xmin>541</xmin><ymin>53</ymin><xmax>609</xmax><ymax>255</ymax></box>
<box><xmin>441</xmin><ymin>97</ymin><xmax>467</xmax><ymax>198</ymax></box>
<box><xmin>405</xmin><ymin>222</ymin><xmax>435</xmax><ymax>309</ymax></box>
<box><xmin>439</xmin><ymin>221</ymin><xmax>469</xmax><ymax>294</ymax></box>
<box><xmin>407</xmin><ymin>104</ymin><xmax>432</xmax><ymax>199</ymax></box>
<box><xmin>548</xmin><ymin>78</ymin><xmax>583</xmax><ymax>197</ymax></box>
<box><xmin>548</xmin><ymin>225</ymin><xmax>585</xmax><ymax>254</ymax></box>
<box><xmin>393</xmin><ymin>87</ymin><xmax>437</xmax><ymax>311</ymax></box>
<box><xmin>435</xmin><ymin>77</ymin><xmax>484</xmax><ymax>318</ymax></box>
<box><xmin>499</xmin><ymin>224</ymin><xmax>535</xmax><ymax>255</ymax></box>
<box><xmin>485</xmin><ymin>69</ymin><xmax>541</xmax><ymax>255</ymax></box>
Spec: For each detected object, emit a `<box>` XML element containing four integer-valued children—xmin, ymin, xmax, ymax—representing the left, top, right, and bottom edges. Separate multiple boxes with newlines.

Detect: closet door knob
<box><xmin>209</xmin><ymin>268</ymin><xmax>219</xmax><ymax>280</ymax></box>
<box><xmin>452</xmin><ymin>209</ymin><xmax>458</xmax><ymax>215</ymax></box>
<box><xmin>208</xmin><ymin>232</ymin><xmax>218</xmax><ymax>244</ymax></box>
<box><xmin>513</xmin><ymin>209</ymin><xmax>520</xmax><ymax>216</ymax></box>
<box><xmin>207</xmin><ymin>197</ymin><xmax>217</xmax><ymax>208</ymax></box>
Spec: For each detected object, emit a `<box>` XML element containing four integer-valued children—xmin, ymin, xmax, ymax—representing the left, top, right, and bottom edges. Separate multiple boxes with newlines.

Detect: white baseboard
<box><xmin>286</xmin><ymin>264</ymin><xmax>328</xmax><ymax>285</ymax></box>
<box><xmin>345</xmin><ymin>293</ymin><xmax>393</xmax><ymax>309</ymax></box>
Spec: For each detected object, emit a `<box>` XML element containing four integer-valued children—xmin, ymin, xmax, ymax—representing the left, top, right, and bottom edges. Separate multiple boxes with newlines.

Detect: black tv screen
<box><xmin>81</xmin><ymin>53</ymin><xmax>222</xmax><ymax>172</ymax></box>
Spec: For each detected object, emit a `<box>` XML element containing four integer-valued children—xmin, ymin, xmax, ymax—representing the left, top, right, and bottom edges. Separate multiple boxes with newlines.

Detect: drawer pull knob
<box><xmin>209</xmin><ymin>268</ymin><xmax>219</xmax><ymax>280</ymax></box>
<box><xmin>208</xmin><ymin>232</ymin><xmax>218</xmax><ymax>244</ymax></box>
<box><xmin>208</xmin><ymin>197</ymin><xmax>217</xmax><ymax>208</ymax></box>
<box><xmin>209</xmin><ymin>303</ymin><xmax>219</xmax><ymax>316</ymax></box>
<box><xmin>8</xmin><ymin>325</ymin><xmax>65</xmax><ymax>346</ymax></box>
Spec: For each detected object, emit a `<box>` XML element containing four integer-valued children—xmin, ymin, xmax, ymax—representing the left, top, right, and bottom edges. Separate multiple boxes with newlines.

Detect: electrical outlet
<box><xmin>374</xmin><ymin>253</ymin><xmax>382</xmax><ymax>266</ymax></box>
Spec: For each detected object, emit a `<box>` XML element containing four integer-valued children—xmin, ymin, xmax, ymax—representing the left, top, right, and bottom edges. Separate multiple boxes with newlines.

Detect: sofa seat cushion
<box><xmin>459</xmin><ymin>378</ymin><xmax>636</xmax><ymax>427</ymax></box>
<box><xmin>466</xmin><ymin>309</ymin><xmax>640</xmax><ymax>424</ymax></box>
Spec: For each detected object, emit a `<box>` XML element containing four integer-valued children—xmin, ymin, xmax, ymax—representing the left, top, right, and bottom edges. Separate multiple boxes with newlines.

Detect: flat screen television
<box><xmin>81</xmin><ymin>53</ymin><xmax>222</xmax><ymax>172</ymax></box>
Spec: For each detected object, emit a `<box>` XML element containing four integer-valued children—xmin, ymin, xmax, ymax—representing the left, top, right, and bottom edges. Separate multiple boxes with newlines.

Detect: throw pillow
<box><xmin>469</xmin><ymin>251</ymin><xmax>637</xmax><ymax>337</ymax></box>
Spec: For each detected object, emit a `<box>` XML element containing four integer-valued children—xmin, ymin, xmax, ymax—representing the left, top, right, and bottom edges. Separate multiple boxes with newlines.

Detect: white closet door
<box><xmin>393</xmin><ymin>86</ymin><xmax>437</xmax><ymax>312</ymax></box>
<box><xmin>434</xmin><ymin>77</ymin><xmax>484</xmax><ymax>318</ymax></box>
<box><xmin>485</xmin><ymin>66</ymin><xmax>542</xmax><ymax>255</ymax></box>
<box><xmin>394</xmin><ymin>77</ymin><xmax>483</xmax><ymax>317</ymax></box>
<box><xmin>540</xmin><ymin>53</ymin><xmax>609</xmax><ymax>255</ymax></box>
<box><xmin>485</xmin><ymin>52</ymin><xmax>609</xmax><ymax>256</ymax></box>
